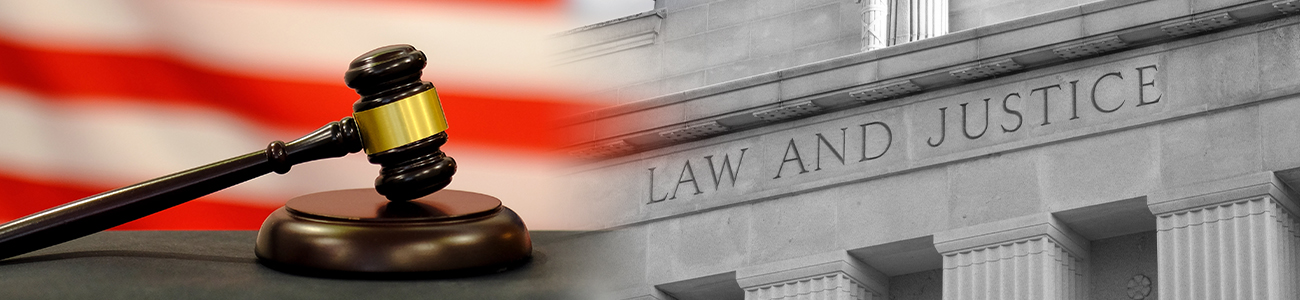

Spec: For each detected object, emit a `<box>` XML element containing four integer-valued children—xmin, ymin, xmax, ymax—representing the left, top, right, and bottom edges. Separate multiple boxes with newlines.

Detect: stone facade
<box><xmin>555</xmin><ymin>0</ymin><xmax>1300</xmax><ymax>299</ymax></box>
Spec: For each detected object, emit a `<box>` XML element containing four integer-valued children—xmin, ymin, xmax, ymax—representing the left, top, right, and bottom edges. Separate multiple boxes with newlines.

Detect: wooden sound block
<box><xmin>254</xmin><ymin>188</ymin><xmax>532</xmax><ymax>278</ymax></box>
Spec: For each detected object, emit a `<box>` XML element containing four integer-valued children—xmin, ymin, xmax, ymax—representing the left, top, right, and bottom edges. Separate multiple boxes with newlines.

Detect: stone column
<box><xmin>737</xmin><ymin>251</ymin><xmax>889</xmax><ymax>300</ymax></box>
<box><xmin>889</xmin><ymin>0</ymin><xmax>912</xmax><ymax>45</ymax></box>
<box><xmin>1147</xmin><ymin>173</ymin><xmax>1300</xmax><ymax>300</ymax></box>
<box><xmin>934</xmin><ymin>214</ymin><xmax>1090</xmax><ymax>300</ymax></box>
<box><xmin>909</xmin><ymin>0</ymin><xmax>948</xmax><ymax>41</ymax></box>
<box><xmin>861</xmin><ymin>0</ymin><xmax>889</xmax><ymax>51</ymax></box>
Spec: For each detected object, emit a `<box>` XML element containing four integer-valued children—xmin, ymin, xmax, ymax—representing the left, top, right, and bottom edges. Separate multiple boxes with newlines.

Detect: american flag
<box><xmin>0</xmin><ymin>0</ymin><xmax>629</xmax><ymax>230</ymax></box>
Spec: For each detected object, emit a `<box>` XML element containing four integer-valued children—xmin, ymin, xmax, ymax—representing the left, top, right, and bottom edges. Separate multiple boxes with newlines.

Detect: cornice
<box><xmin>562</xmin><ymin>0</ymin><xmax>1300</xmax><ymax>161</ymax></box>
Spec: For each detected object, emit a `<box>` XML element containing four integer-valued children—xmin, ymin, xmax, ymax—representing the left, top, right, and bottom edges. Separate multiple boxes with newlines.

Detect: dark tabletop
<box><xmin>0</xmin><ymin>231</ymin><xmax>606</xmax><ymax>299</ymax></box>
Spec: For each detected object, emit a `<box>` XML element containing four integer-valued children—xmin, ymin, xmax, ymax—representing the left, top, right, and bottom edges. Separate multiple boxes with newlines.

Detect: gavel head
<box><xmin>344</xmin><ymin>44</ymin><xmax>456</xmax><ymax>201</ymax></box>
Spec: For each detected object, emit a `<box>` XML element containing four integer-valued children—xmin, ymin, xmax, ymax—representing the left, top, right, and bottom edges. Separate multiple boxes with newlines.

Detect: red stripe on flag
<box><xmin>0</xmin><ymin>38</ymin><xmax>601</xmax><ymax>151</ymax></box>
<box><xmin>0</xmin><ymin>172</ymin><xmax>280</xmax><ymax>230</ymax></box>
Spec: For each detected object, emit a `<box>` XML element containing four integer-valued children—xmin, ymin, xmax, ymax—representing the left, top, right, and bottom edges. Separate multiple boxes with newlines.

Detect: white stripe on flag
<box><xmin>0</xmin><ymin>0</ymin><xmax>584</xmax><ymax>102</ymax></box>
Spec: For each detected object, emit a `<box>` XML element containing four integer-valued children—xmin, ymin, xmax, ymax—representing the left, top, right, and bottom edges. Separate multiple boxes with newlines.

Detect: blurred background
<box><xmin>0</xmin><ymin>0</ymin><xmax>651</xmax><ymax>230</ymax></box>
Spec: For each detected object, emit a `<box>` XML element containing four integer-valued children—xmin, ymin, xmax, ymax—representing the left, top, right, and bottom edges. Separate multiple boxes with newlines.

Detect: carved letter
<box><xmin>1031</xmin><ymin>84</ymin><xmax>1062</xmax><ymax>126</ymax></box>
<box><xmin>647</xmin><ymin>167</ymin><xmax>668</xmax><ymax>204</ymax></box>
<box><xmin>815</xmin><ymin>128</ymin><xmax>847</xmax><ymax>171</ymax></box>
<box><xmin>669</xmin><ymin>161</ymin><xmax>703</xmax><ymax>200</ymax></box>
<box><xmin>927</xmin><ymin>107</ymin><xmax>947</xmax><ymax>147</ymax></box>
<box><xmin>1092</xmin><ymin>72</ymin><xmax>1124</xmax><ymax>113</ymax></box>
<box><xmin>705</xmin><ymin>148</ymin><xmax>748</xmax><ymax>190</ymax></box>
<box><xmin>774</xmin><ymin>139</ymin><xmax>809</xmax><ymax>179</ymax></box>
<box><xmin>1068</xmin><ymin>80</ymin><xmax>1080</xmax><ymax>120</ymax></box>
<box><xmin>1137</xmin><ymin>65</ymin><xmax>1161</xmax><ymax>106</ymax></box>
<box><xmin>961</xmin><ymin>98</ymin><xmax>990</xmax><ymax>139</ymax></box>
<box><xmin>860</xmin><ymin>122</ymin><xmax>892</xmax><ymax>161</ymax></box>
<box><xmin>1002</xmin><ymin>93</ymin><xmax>1023</xmax><ymax>133</ymax></box>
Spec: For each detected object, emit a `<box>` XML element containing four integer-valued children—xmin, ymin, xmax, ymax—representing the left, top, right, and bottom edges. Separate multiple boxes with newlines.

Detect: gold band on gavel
<box><xmin>353</xmin><ymin>89</ymin><xmax>449</xmax><ymax>154</ymax></box>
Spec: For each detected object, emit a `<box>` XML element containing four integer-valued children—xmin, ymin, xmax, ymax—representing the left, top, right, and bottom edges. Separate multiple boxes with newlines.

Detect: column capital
<box><xmin>933</xmin><ymin>214</ymin><xmax>1090</xmax><ymax>300</ymax></box>
<box><xmin>1147</xmin><ymin>172</ymin><xmax>1300</xmax><ymax>300</ymax></box>
<box><xmin>933</xmin><ymin>213</ymin><xmax>1089</xmax><ymax>259</ymax></box>
<box><xmin>1147</xmin><ymin>172</ymin><xmax>1300</xmax><ymax>217</ymax></box>
<box><xmin>736</xmin><ymin>250</ymin><xmax>888</xmax><ymax>300</ymax></box>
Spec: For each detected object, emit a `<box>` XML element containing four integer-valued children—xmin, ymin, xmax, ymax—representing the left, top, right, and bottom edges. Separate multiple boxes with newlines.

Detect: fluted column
<box><xmin>909</xmin><ymin>0</ymin><xmax>948</xmax><ymax>41</ymax></box>
<box><xmin>737</xmin><ymin>251</ymin><xmax>889</xmax><ymax>300</ymax></box>
<box><xmin>889</xmin><ymin>0</ymin><xmax>911</xmax><ymax>45</ymax></box>
<box><xmin>1147</xmin><ymin>173</ymin><xmax>1300</xmax><ymax>300</ymax></box>
<box><xmin>934</xmin><ymin>214</ymin><xmax>1090</xmax><ymax>300</ymax></box>
<box><xmin>861</xmin><ymin>0</ymin><xmax>889</xmax><ymax>51</ymax></box>
<box><xmin>746</xmin><ymin>273</ymin><xmax>877</xmax><ymax>300</ymax></box>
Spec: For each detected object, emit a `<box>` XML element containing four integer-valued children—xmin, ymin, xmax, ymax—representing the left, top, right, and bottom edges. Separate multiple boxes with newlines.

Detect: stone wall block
<box><xmin>1260</xmin><ymin>96</ymin><xmax>1300</xmax><ymax>171</ymax></box>
<box><xmin>663</xmin><ymin>27</ymin><xmax>745</xmax><ymax>76</ymax></box>
<box><xmin>946</xmin><ymin>152</ymin><xmax>1043</xmax><ymax>228</ymax></box>
<box><xmin>836</xmin><ymin>167</ymin><xmax>950</xmax><ymax>251</ymax></box>
<box><xmin>646</xmin><ymin>205</ymin><xmax>755</xmax><ymax>283</ymax></box>
<box><xmin>1037</xmin><ymin>128</ymin><xmax>1161</xmax><ymax>212</ymax></box>
<box><xmin>663</xmin><ymin>0</ymin><xmax>717</xmax><ymax>12</ymax></box>
<box><xmin>748</xmin><ymin>193</ymin><xmax>839</xmax><ymax>264</ymax></box>
<box><xmin>706</xmin><ymin>0</ymin><xmax>801</xmax><ymax>31</ymax></box>
<box><xmin>603</xmin><ymin>45</ymin><xmax>667</xmax><ymax>90</ymax></box>
<box><xmin>742</xmin><ymin>15</ymin><xmax>797</xmax><ymax>60</ymax></box>
<box><xmin>563</xmin><ymin>43</ymin><xmax>663</xmax><ymax>94</ymax></box>
<box><xmin>662</xmin><ymin>5</ymin><xmax>708</xmax><ymax>41</ymax></box>
<box><xmin>1158</xmin><ymin>107</ymin><xmax>1263</xmax><ymax>188</ymax></box>
<box><xmin>1259</xmin><ymin>21</ymin><xmax>1300</xmax><ymax>94</ymax></box>
<box><xmin>1164</xmin><ymin>33</ymin><xmax>1260</xmax><ymax>110</ymax></box>
<box><xmin>789</xmin><ymin>3</ymin><xmax>848</xmax><ymax>48</ymax></box>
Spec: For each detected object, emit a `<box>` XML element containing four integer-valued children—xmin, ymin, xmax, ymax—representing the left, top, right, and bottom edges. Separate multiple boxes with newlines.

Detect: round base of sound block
<box><xmin>254</xmin><ymin>188</ymin><xmax>532</xmax><ymax>278</ymax></box>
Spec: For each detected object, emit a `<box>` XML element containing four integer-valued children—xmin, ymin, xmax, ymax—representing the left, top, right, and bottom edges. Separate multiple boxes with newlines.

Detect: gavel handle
<box><xmin>0</xmin><ymin>118</ymin><xmax>362</xmax><ymax>260</ymax></box>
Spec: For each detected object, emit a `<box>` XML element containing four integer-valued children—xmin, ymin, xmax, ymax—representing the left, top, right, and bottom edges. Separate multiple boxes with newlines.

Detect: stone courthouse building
<box><xmin>552</xmin><ymin>0</ymin><xmax>1300</xmax><ymax>299</ymax></box>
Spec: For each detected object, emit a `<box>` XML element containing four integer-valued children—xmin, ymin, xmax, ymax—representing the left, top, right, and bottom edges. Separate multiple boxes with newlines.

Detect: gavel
<box><xmin>0</xmin><ymin>45</ymin><xmax>460</xmax><ymax>261</ymax></box>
